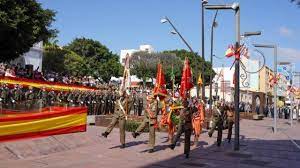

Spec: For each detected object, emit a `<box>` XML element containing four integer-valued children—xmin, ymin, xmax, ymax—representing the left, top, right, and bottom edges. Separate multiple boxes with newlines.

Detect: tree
<box><xmin>64</xmin><ymin>51</ymin><xmax>86</xmax><ymax>76</ymax></box>
<box><xmin>64</xmin><ymin>38</ymin><xmax>113</xmax><ymax>62</ymax></box>
<box><xmin>163</xmin><ymin>50</ymin><xmax>215</xmax><ymax>86</ymax></box>
<box><xmin>65</xmin><ymin>38</ymin><xmax>122</xmax><ymax>82</ymax></box>
<box><xmin>43</xmin><ymin>38</ymin><xmax>123</xmax><ymax>82</ymax></box>
<box><xmin>0</xmin><ymin>0</ymin><xmax>57</xmax><ymax>62</ymax></box>
<box><xmin>131</xmin><ymin>51</ymin><xmax>182</xmax><ymax>87</ymax></box>
<box><xmin>43</xmin><ymin>43</ymin><xmax>67</xmax><ymax>73</ymax></box>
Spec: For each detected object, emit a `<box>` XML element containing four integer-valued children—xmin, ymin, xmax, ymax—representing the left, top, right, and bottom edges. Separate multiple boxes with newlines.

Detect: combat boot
<box><xmin>101</xmin><ymin>132</ymin><xmax>109</xmax><ymax>138</ymax></box>
<box><xmin>132</xmin><ymin>132</ymin><xmax>140</xmax><ymax>139</ymax></box>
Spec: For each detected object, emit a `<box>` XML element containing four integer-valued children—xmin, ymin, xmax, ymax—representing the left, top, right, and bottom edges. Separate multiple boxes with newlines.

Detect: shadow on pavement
<box><xmin>109</xmin><ymin>141</ymin><xmax>147</xmax><ymax>149</ymax></box>
<box><xmin>140</xmin><ymin>136</ymin><xmax>300</xmax><ymax>168</ymax></box>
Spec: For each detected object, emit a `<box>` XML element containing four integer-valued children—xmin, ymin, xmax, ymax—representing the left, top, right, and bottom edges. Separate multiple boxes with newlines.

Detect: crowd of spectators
<box><xmin>0</xmin><ymin>63</ymin><xmax>103</xmax><ymax>87</ymax></box>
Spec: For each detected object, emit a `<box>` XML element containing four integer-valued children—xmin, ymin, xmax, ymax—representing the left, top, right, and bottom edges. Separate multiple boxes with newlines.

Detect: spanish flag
<box><xmin>225</xmin><ymin>45</ymin><xmax>235</xmax><ymax>58</ymax></box>
<box><xmin>0</xmin><ymin>107</ymin><xmax>87</xmax><ymax>142</ymax></box>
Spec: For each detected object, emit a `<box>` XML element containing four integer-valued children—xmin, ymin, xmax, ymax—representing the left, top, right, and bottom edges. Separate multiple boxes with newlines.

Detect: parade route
<box><xmin>0</xmin><ymin>118</ymin><xmax>299</xmax><ymax>168</ymax></box>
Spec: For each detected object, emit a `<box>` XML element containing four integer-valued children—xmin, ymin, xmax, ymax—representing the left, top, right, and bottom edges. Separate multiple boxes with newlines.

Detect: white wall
<box><xmin>22</xmin><ymin>41</ymin><xmax>43</xmax><ymax>71</ymax></box>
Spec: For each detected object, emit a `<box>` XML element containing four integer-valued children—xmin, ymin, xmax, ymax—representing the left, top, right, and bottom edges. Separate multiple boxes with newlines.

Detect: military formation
<box><xmin>101</xmin><ymin>90</ymin><xmax>235</xmax><ymax>159</ymax></box>
<box><xmin>0</xmin><ymin>82</ymin><xmax>235</xmax><ymax>159</ymax></box>
<box><xmin>0</xmin><ymin>83</ymin><xmax>144</xmax><ymax>116</ymax></box>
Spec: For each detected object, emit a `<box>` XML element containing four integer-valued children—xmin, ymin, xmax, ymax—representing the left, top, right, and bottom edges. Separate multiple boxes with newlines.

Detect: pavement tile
<box><xmin>0</xmin><ymin>118</ymin><xmax>299</xmax><ymax>168</ymax></box>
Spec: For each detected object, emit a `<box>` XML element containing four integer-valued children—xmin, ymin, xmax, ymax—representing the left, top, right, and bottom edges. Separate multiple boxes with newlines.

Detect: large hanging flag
<box><xmin>180</xmin><ymin>57</ymin><xmax>194</xmax><ymax>99</ymax></box>
<box><xmin>120</xmin><ymin>53</ymin><xmax>131</xmax><ymax>94</ymax></box>
<box><xmin>197</xmin><ymin>73</ymin><xmax>203</xmax><ymax>86</ymax></box>
<box><xmin>153</xmin><ymin>62</ymin><xmax>168</xmax><ymax>98</ymax></box>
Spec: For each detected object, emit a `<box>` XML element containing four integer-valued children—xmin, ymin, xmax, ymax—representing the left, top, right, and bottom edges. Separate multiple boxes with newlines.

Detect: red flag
<box><xmin>153</xmin><ymin>63</ymin><xmax>167</xmax><ymax>98</ymax></box>
<box><xmin>180</xmin><ymin>57</ymin><xmax>194</xmax><ymax>98</ymax></box>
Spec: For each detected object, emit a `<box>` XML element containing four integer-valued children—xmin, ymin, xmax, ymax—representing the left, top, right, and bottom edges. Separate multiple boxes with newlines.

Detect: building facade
<box><xmin>119</xmin><ymin>44</ymin><xmax>154</xmax><ymax>65</ymax></box>
<box><xmin>13</xmin><ymin>42</ymin><xmax>43</xmax><ymax>71</ymax></box>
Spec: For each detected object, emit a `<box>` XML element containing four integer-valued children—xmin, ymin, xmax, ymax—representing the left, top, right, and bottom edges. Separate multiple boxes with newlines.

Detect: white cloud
<box><xmin>279</xmin><ymin>26</ymin><xmax>293</xmax><ymax>37</ymax></box>
<box><xmin>278</xmin><ymin>47</ymin><xmax>300</xmax><ymax>62</ymax></box>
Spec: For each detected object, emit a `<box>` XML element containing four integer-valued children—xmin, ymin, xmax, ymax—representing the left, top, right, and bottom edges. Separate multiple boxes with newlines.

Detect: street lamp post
<box><xmin>209</xmin><ymin>10</ymin><xmax>218</xmax><ymax>115</ymax></box>
<box><xmin>253</xmin><ymin>44</ymin><xmax>278</xmax><ymax>133</ymax></box>
<box><xmin>205</xmin><ymin>2</ymin><xmax>240</xmax><ymax>151</ymax></box>
<box><xmin>161</xmin><ymin>17</ymin><xmax>200</xmax><ymax>97</ymax></box>
<box><xmin>201</xmin><ymin>0</ymin><xmax>208</xmax><ymax>101</ymax></box>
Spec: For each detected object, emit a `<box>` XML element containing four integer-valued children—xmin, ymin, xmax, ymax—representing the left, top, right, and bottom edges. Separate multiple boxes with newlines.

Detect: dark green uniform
<box><xmin>226</xmin><ymin>106</ymin><xmax>234</xmax><ymax>143</ymax></box>
<box><xmin>208</xmin><ymin>105</ymin><xmax>224</xmax><ymax>146</ymax></box>
<box><xmin>133</xmin><ymin>98</ymin><xmax>158</xmax><ymax>152</ymax></box>
<box><xmin>10</xmin><ymin>86</ymin><xmax>21</xmax><ymax>109</ymax></box>
<box><xmin>170</xmin><ymin>104</ymin><xmax>193</xmax><ymax>158</ymax></box>
<box><xmin>25</xmin><ymin>88</ymin><xmax>35</xmax><ymax>109</ymax></box>
<box><xmin>0</xmin><ymin>85</ymin><xmax>9</xmax><ymax>108</ymax></box>
<box><xmin>48</xmin><ymin>91</ymin><xmax>56</xmax><ymax>106</ymax></box>
<box><xmin>67</xmin><ymin>92</ymin><xmax>75</xmax><ymax>107</ymax></box>
<box><xmin>38</xmin><ymin>89</ymin><xmax>48</xmax><ymax>108</ymax></box>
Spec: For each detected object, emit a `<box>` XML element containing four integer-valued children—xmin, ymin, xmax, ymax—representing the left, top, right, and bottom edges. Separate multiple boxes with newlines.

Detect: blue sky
<box><xmin>39</xmin><ymin>0</ymin><xmax>300</xmax><ymax>71</ymax></box>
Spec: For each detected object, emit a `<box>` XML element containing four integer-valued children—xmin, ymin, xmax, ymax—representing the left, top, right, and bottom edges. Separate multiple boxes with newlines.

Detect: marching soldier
<box><xmin>208</xmin><ymin>102</ymin><xmax>224</xmax><ymax>146</ymax></box>
<box><xmin>226</xmin><ymin>105</ymin><xmax>234</xmax><ymax>143</ymax></box>
<box><xmin>101</xmin><ymin>91</ymin><xmax>131</xmax><ymax>149</ymax></box>
<box><xmin>170</xmin><ymin>99</ymin><xmax>193</xmax><ymax>158</ymax></box>
<box><xmin>132</xmin><ymin>95</ymin><xmax>158</xmax><ymax>153</ymax></box>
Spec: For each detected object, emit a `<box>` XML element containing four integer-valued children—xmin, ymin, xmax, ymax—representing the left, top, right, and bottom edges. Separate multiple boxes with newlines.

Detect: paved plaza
<box><xmin>0</xmin><ymin>118</ymin><xmax>299</xmax><ymax>168</ymax></box>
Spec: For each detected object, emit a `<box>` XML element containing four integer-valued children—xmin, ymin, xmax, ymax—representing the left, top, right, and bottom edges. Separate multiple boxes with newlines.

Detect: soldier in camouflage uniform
<box><xmin>10</xmin><ymin>84</ymin><xmax>22</xmax><ymax>109</ymax></box>
<box><xmin>132</xmin><ymin>95</ymin><xmax>158</xmax><ymax>153</ymax></box>
<box><xmin>170</xmin><ymin>99</ymin><xmax>193</xmax><ymax>158</ymax></box>
<box><xmin>38</xmin><ymin>87</ymin><xmax>49</xmax><ymax>108</ymax></box>
<box><xmin>56</xmin><ymin>91</ymin><xmax>64</xmax><ymax>106</ymax></box>
<box><xmin>25</xmin><ymin>86</ymin><xmax>35</xmax><ymax>110</ymax></box>
<box><xmin>0</xmin><ymin>84</ymin><xmax>9</xmax><ymax>109</ymax></box>
<box><xmin>48</xmin><ymin>89</ymin><xmax>56</xmax><ymax>106</ymax></box>
<box><xmin>67</xmin><ymin>91</ymin><xmax>76</xmax><ymax>107</ymax></box>
<box><xmin>208</xmin><ymin>102</ymin><xmax>224</xmax><ymax>147</ymax></box>
<box><xmin>102</xmin><ymin>91</ymin><xmax>132</xmax><ymax>149</ymax></box>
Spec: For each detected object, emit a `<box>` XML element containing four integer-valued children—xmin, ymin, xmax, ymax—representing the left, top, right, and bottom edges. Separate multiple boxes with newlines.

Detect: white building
<box><xmin>207</xmin><ymin>58</ymin><xmax>260</xmax><ymax>103</ymax></box>
<box><xmin>119</xmin><ymin>44</ymin><xmax>154</xmax><ymax>65</ymax></box>
<box><xmin>13</xmin><ymin>41</ymin><xmax>43</xmax><ymax>71</ymax></box>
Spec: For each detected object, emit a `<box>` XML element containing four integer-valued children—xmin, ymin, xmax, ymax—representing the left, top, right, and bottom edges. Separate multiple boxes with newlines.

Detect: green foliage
<box><xmin>43</xmin><ymin>44</ymin><xmax>67</xmax><ymax>73</ymax></box>
<box><xmin>64</xmin><ymin>51</ymin><xmax>86</xmax><ymax>76</ymax></box>
<box><xmin>130</xmin><ymin>49</ymin><xmax>215</xmax><ymax>87</ymax></box>
<box><xmin>43</xmin><ymin>38</ymin><xmax>122</xmax><ymax>82</ymax></box>
<box><xmin>163</xmin><ymin>50</ymin><xmax>215</xmax><ymax>86</ymax></box>
<box><xmin>125</xmin><ymin>120</ymin><xmax>149</xmax><ymax>132</ymax></box>
<box><xmin>0</xmin><ymin>0</ymin><xmax>57</xmax><ymax>62</ymax></box>
<box><xmin>131</xmin><ymin>51</ymin><xmax>182</xmax><ymax>88</ymax></box>
<box><xmin>64</xmin><ymin>38</ymin><xmax>114</xmax><ymax>62</ymax></box>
